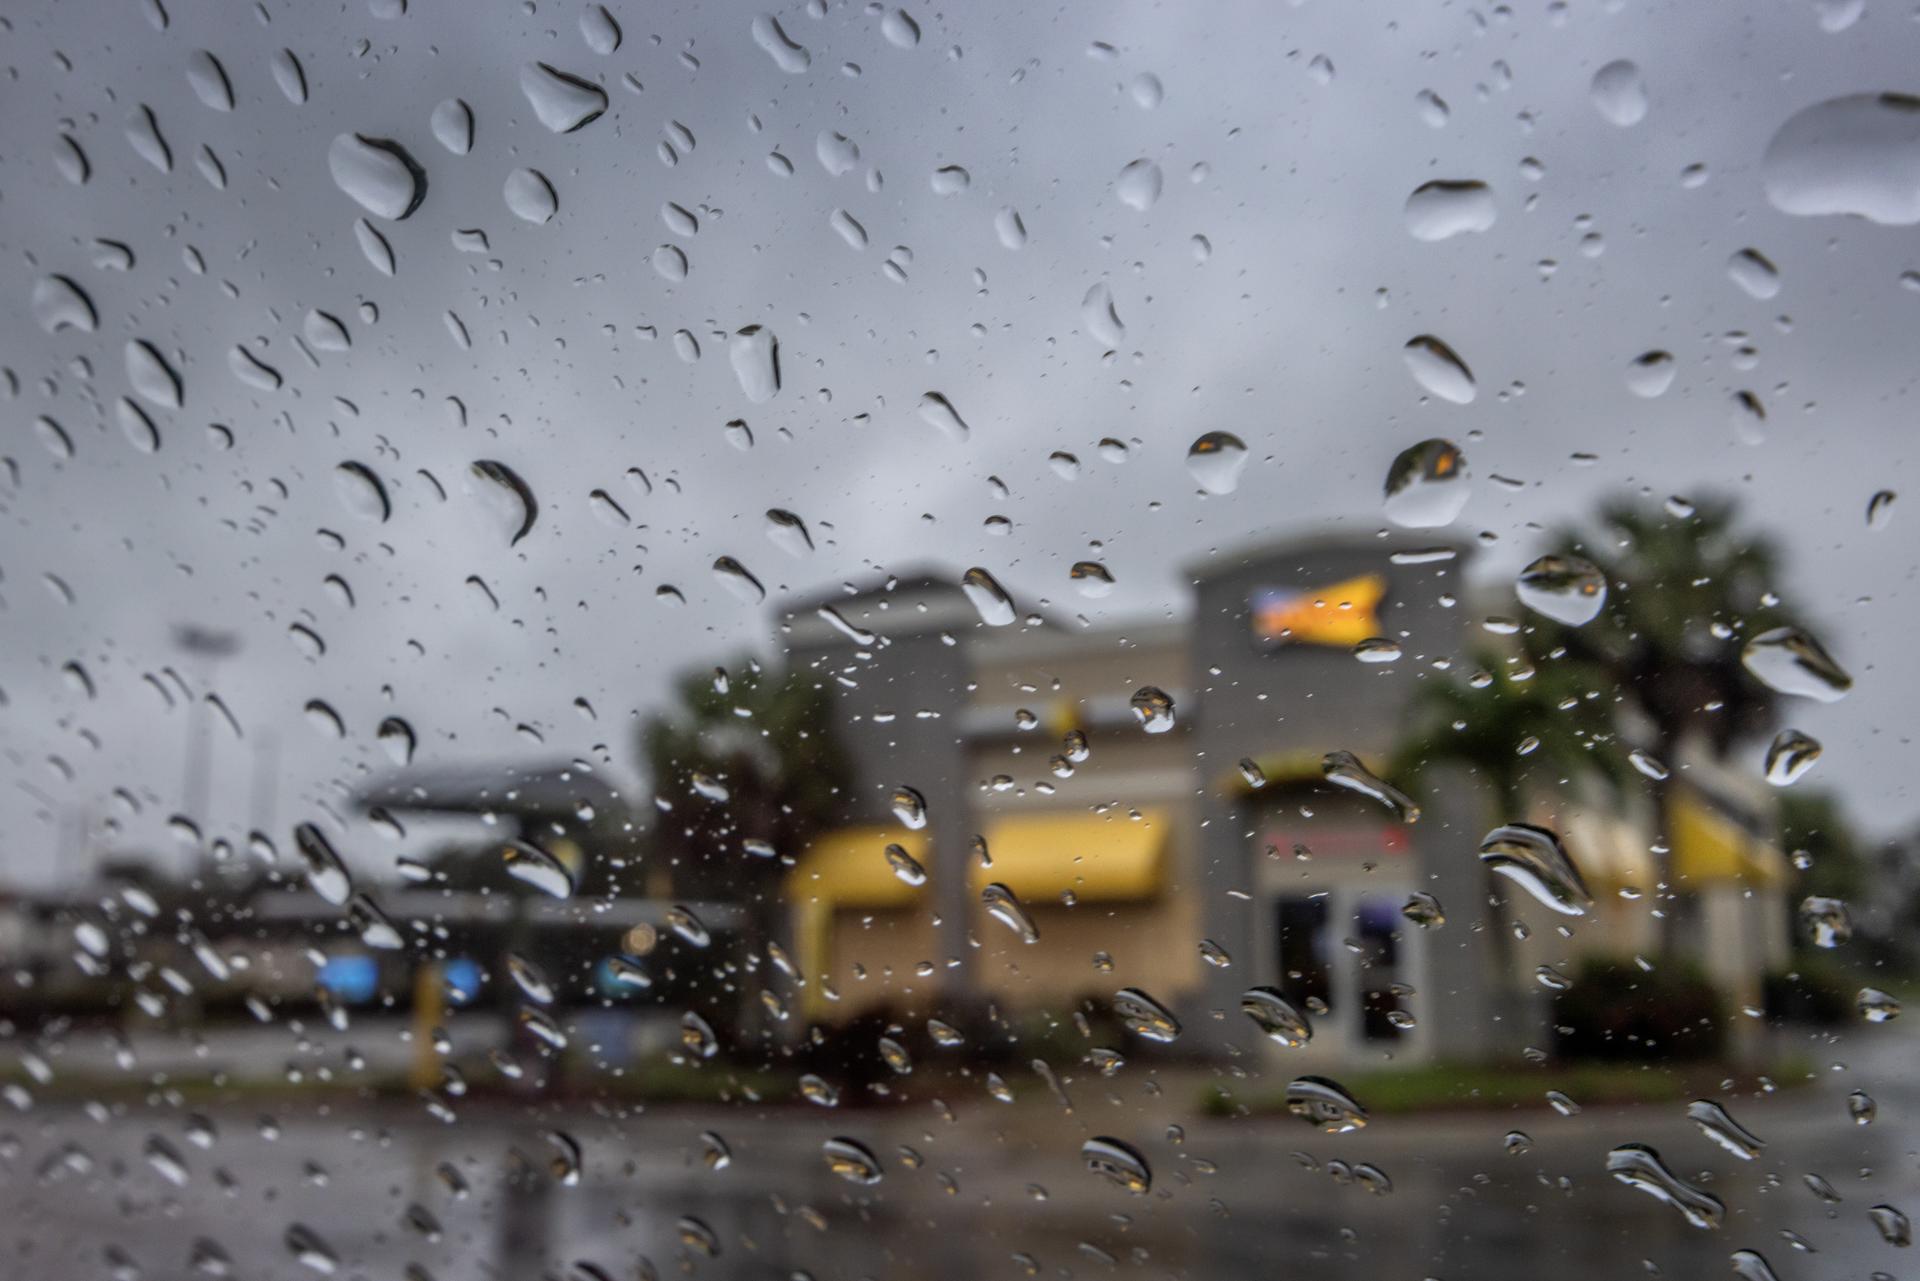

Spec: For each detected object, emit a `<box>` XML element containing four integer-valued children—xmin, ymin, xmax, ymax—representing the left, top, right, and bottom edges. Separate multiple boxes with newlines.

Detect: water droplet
<box><xmin>891</xmin><ymin>785</ymin><xmax>928</xmax><ymax>830</ymax></box>
<box><xmin>1730</xmin><ymin>1251</ymin><xmax>1781</xmax><ymax>1281</ymax></box>
<box><xmin>800</xmin><ymin>1072</ymin><xmax>840</xmax><ymax>1106</ymax></box>
<box><xmin>1687</xmin><ymin>1100</ymin><xmax>1765</xmax><ymax>1159</ymax></box>
<box><xmin>354</xmin><ymin>219</ymin><xmax>395</xmax><ymax>275</ymax></box>
<box><xmin>1849</xmin><ymin>1089</ymin><xmax>1876</xmax><ymax>1124</ymax></box>
<box><xmin>1404</xmin><ymin>180</ymin><xmax>1496</xmax><ymax>241</ymax></box>
<box><xmin>1241</xmin><ymin>987</ymin><xmax>1313</xmax><ymax>1047</ymax></box>
<box><xmin>680</xmin><ymin>1011</ymin><xmax>718</xmax><ymax>1058</ymax></box>
<box><xmin>1742</xmin><ymin>627</ymin><xmax>1852</xmax><ymax>702</ymax></box>
<box><xmin>1287</xmin><ymin>1076</ymin><xmax>1367</xmax><ymax>1133</ymax></box>
<box><xmin>430</xmin><ymin>99</ymin><xmax>474</xmax><ymax>155</ymax></box>
<box><xmin>271</xmin><ymin>49</ymin><xmax>309</xmax><ymax>104</ymax></box>
<box><xmin>885</xmin><ymin>843</ymin><xmax>927</xmax><ymax>886</ymax></box>
<box><xmin>347</xmin><ymin>893</ymin><xmax>403</xmax><ymax>949</ymax></box>
<box><xmin>1383</xmin><ymin>438</ymin><xmax>1469</xmax><ymax>527</ymax></box>
<box><xmin>1114</xmin><ymin>987</ymin><xmax>1181</xmax><ymax>1042</ymax></box>
<box><xmin>125</xmin><ymin>104</ymin><xmax>173</xmax><ymax>172</ymax></box>
<box><xmin>1728</xmin><ymin>248</ymin><xmax>1782</xmax><ymax>300</ymax></box>
<box><xmin>468</xmin><ymin>460</ymin><xmax>538</xmax><ymax>545</ymax></box>
<box><xmin>1116</xmin><ymin>158</ymin><xmax>1163</xmax><ymax>211</ymax></box>
<box><xmin>1516</xmin><ymin>554</ymin><xmax>1608</xmax><ymax>626</ymax></box>
<box><xmin>823</xmin><ymin>1136</ymin><xmax>883</xmax><ymax>1184</ymax></box>
<box><xmin>1081</xmin><ymin>281</ymin><xmax>1126</xmax><ymax>347</ymax></box>
<box><xmin>580</xmin><ymin>4</ymin><xmax>621</xmax><ymax>54</ymax></box>
<box><xmin>1403</xmin><ymin>335</ymin><xmax>1477</xmax><ymax>404</ymax></box>
<box><xmin>1858</xmin><ymin>986</ymin><xmax>1901</xmax><ymax>1022</ymax></box>
<box><xmin>293</xmin><ymin>823</ymin><xmax>353</xmax><ymax>906</ymax></box>
<box><xmin>54</xmin><ymin>133</ymin><xmax>90</xmax><ymax>184</ymax></box>
<box><xmin>1082</xmin><ymin>1137</ymin><xmax>1151</xmax><ymax>1194</ymax></box>
<box><xmin>1868</xmin><ymin>489</ymin><xmax>1897</xmax><ymax>529</ymax></box>
<box><xmin>1763</xmin><ymin>94</ymin><xmax>1920</xmax><ymax>224</ymax></box>
<box><xmin>1590</xmin><ymin>59</ymin><xmax>1648</xmax><ymax>127</ymax></box>
<box><xmin>961</xmin><ymin>567</ymin><xmax>1017</xmax><ymax>626</ymax></box>
<box><xmin>126</xmin><ymin>340</ymin><xmax>184</xmax><ymax>409</ymax></box>
<box><xmin>916</xmin><ymin>391</ymin><xmax>969</xmax><ymax>442</ymax></box>
<box><xmin>1186</xmin><ymin>431</ymin><xmax>1249</xmax><ymax>494</ymax></box>
<box><xmin>1764</xmin><ymin>729</ymin><xmax>1820</xmax><ymax>786</ymax></box>
<box><xmin>1480</xmin><ymin>823</ymin><xmax>1592</xmax><ymax>916</ymax></box>
<box><xmin>1402</xmin><ymin>892</ymin><xmax>1445</xmax><ymax>928</ymax></box>
<box><xmin>931</xmin><ymin>164</ymin><xmax>970</xmax><ymax>195</ymax></box>
<box><xmin>1871</xmin><ymin>1204</ymin><xmax>1913</xmax><ymax>1246</ymax></box>
<box><xmin>1416</xmin><ymin>88</ymin><xmax>1450</xmax><ymax>127</ymax></box>
<box><xmin>32</xmin><ymin>276</ymin><xmax>96</xmax><ymax>334</ymax></box>
<box><xmin>520</xmin><ymin>62</ymin><xmax>607</xmax><ymax>133</ymax></box>
<box><xmin>503</xmin><ymin>840</ymin><xmax>574</xmax><ymax>898</ymax></box>
<box><xmin>711</xmin><ymin>556</ymin><xmax>765</xmax><ymax>604</ymax></box>
<box><xmin>1626</xmin><ymin>351</ymin><xmax>1676</xmax><ymax>398</ymax></box>
<box><xmin>752</xmin><ymin>14</ymin><xmax>811</xmax><ymax>73</ymax></box>
<box><xmin>334</xmin><ymin>462</ymin><xmax>390</xmax><ymax>522</ymax></box>
<box><xmin>306</xmin><ymin>310</ymin><xmax>351</xmax><ymax>351</ymax></box>
<box><xmin>881</xmin><ymin>7</ymin><xmax>921</xmax><ymax>48</ymax></box>
<box><xmin>982</xmin><ymin>882</ymin><xmax>1040</xmax><ymax>943</ymax></box>
<box><xmin>1606</xmin><ymin>1144</ymin><xmax>1723</xmax><ymax>1229</ymax></box>
<box><xmin>285</xmin><ymin>1224</ymin><xmax>340</xmax><ymax>1274</ymax></box>
<box><xmin>377</xmin><ymin>717</ymin><xmax>415</xmax><ymax>765</ymax></box>
<box><xmin>729</xmin><ymin>325</ymin><xmax>780</xmax><ymax>402</ymax></box>
<box><xmin>1070</xmin><ymin>561</ymin><xmax>1115</xmax><ymax>598</ymax></box>
<box><xmin>995</xmin><ymin>207</ymin><xmax>1028</xmax><ymax>249</ymax></box>
<box><xmin>817</xmin><ymin>130</ymin><xmax>860</xmax><ymax>175</ymax></box>
<box><xmin>699</xmin><ymin>1130</ymin><xmax>731</xmax><ymax>1170</ymax></box>
<box><xmin>504</xmin><ymin>169</ymin><xmax>558</xmax><ymax>223</ymax></box>
<box><xmin>1322</xmin><ymin>751</ymin><xmax>1419</xmax><ymax>822</ymax></box>
<box><xmin>827</xmin><ymin>206</ymin><xmax>869</xmax><ymax>250</ymax></box>
<box><xmin>1129</xmin><ymin>686</ymin><xmax>1176</xmax><ymax>734</ymax></box>
<box><xmin>328</xmin><ymin>134</ymin><xmax>427</xmax><ymax>220</ymax></box>
<box><xmin>1800</xmin><ymin>895</ymin><xmax>1853</xmax><ymax>948</ymax></box>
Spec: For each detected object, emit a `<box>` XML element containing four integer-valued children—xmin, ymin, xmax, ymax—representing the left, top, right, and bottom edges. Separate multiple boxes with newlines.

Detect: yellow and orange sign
<box><xmin>1251</xmin><ymin>573</ymin><xmax>1386</xmax><ymax>648</ymax></box>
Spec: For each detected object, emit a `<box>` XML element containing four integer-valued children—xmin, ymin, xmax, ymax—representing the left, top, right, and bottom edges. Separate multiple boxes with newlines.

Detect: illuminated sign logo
<box><xmin>1251</xmin><ymin>573</ymin><xmax>1386</xmax><ymax>648</ymax></box>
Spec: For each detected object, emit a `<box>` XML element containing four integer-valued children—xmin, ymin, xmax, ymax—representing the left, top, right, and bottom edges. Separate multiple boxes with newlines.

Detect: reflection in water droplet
<box><xmin>1403</xmin><ymin>335</ymin><xmax>1476</xmax><ymax>404</ymax></box>
<box><xmin>1686</xmin><ymin>1100</ymin><xmax>1765</xmax><ymax>1159</ymax></box>
<box><xmin>891</xmin><ymin>786</ymin><xmax>928</xmax><ymax>830</ymax></box>
<box><xmin>1742</xmin><ymin>628</ymin><xmax>1852</xmax><ymax>702</ymax></box>
<box><xmin>1848</xmin><ymin>1089</ymin><xmax>1876</xmax><ymax>1124</ymax></box>
<box><xmin>982</xmin><ymin>882</ymin><xmax>1040</xmax><ymax>943</ymax></box>
<box><xmin>1515</xmin><ymin>554</ymin><xmax>1608</xmax><ymax>626</ymax></box>
<box><xmin>1763</xmin><ymin>94</ymin><xmax>1920</xmax><ymax>225</ymax></box>
<box><xmin>1287</xmin><ymin>1076</ymin><xmax>1367</xmax><ymax>1133</ymax></box>
<box><xmin>377</xmin><ymin>717</ymin><xmax>415</xmax><ymax>765</ymax></box>
<box><xmin>328</xmin><ymin>134</ymin><xmax>427</xmax><ymax>220</ymax></box>
<box><xmin>1590</xmin><ymin>59</ymin><xmax>1648</xmax><ymax>127</ymax></box>
<box><xmin>823</xmin><ymin>1136</ymin><xmax>883</xmax><ymax>1184</ymax></box>
<box><xmin>667</xmin><ymin>904</ymin><xmax>711</xmax><ymax>947</ymax></box>
<box><xmin>1113</xmin><ymin>987</ymin><xmax>1182</xmax><ymax>1042</ymax></box>
<box><xmin>1799</xmin><ymin>895</ymin><xmax>1852</xmax><ymax>948</ymax></box>
<box><xmin>1071</xmin><ymin>561</ymin><xmax>1115</xmax><ymax>597</ymax></box>
<box><xmin>1129</xmin><ymin>686</ymin><xmax>1176</xmax><ymax>734</ymax></box>
<box><xmin>294</xmin><ymin>823</ymin><xmax>352</xmax><ymax>906</ymax></box>
<box><xmin>1730</xmin><ymin>1250</ymin><xmax>1781</xmax><ymax>1281</ymax></box>
<box><xmin>884</xmin><ymin>843</ymin><xmax>927</xmax><ymax>886</ymax></box>
<box><xmin>1241</xmin><ymin>987</ymin><xmax>1313</xmax><ymax>1047</ymax></box>
<box><xmin>520</xmin><ymin>62</ymin><xmax>608</xmax><ymax>132</ymax></box>
<box><xmin>1322</xmin><ymin>751</ymin><xmax>1419</xmax><ymax>823</ymax></box>
<box><xmin>680</xmin><ymin>1010</ymin><xmax>718</xmax><ymax>1058</ymax></box>
<box><xmin>1764</xmin><ymin>729</ymin><xmax>1821</xmax><ymax>786</ymax></box>
<box><xmin>503</xmin><ymin>840</ymin><xmax>574</xmax><ymax>898</ymax></box>
<box><xmin>1083</xmin><ymin>1137</ymin><xmax>1151</xmax><ymax>1194</ymax></box>
<box><xmin>1606</xmin><ymin>1144</ymin><xmax>1724</xmax><ymax>1229</ymax></box>
<box><xmin>1383</xmin><ymin>438</ymin><xmax>1469</xmax><ymax>528</ymax></box>
<box><xmin>1404</xmin><ymin>180</ymin><xmax>1496</xmax><ymax>241</ymax></box>
<box><xmin>1402</xmin><ymin>892</ymin><xmax>1445</xmax><ymax>928</ymax></box>
<box><xmin>1480</xmin><ymin>824</ymin><xmax>1592</xmax><ymax>916</ymax></box>
<box><xmin>961</xmin><ymin>567</ymin><xmax>1017</xmax><ymax>626</ymax></box>
<box><xmin>1186</xmin><ymin>431</ymin><xmax>1249</xmax><ymax>494</ymax></box>
<box><xmin>1857</xmin><ymin>986</ymin><xmax>1901</xmax><ymax>1023</ymax></box>
<box><xmin>285</xmin><ymin>1224</ymin><xmax>340</xmax><ymax>1274</ymax></box>
<box><xmin>1870</xmin><ymin>1204</ymin><xmax>1912</xmax><ymax>1246</ymax></box>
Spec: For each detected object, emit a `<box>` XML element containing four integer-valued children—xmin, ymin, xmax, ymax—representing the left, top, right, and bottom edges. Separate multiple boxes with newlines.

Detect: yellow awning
<box><xmin>1670</xmin><ymin>790</ymin><xmax>1786</xmax><ymax>889</ymax></box>
<box><xmin>787</xmin><ymin>826</ymin><xmax>929</xmax><ymax>910</ymax></box>
<box><xmin>972</xmin><ymin>809</ymin><xmax>1167</xmax><ymax>901</ymax></box>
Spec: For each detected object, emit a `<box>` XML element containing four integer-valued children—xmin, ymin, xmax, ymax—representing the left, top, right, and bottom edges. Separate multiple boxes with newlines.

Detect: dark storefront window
<box><xmin>1275</xmin><ymin>895</ymin><xmax>1332</xmax><ymax>1014</ymax></box>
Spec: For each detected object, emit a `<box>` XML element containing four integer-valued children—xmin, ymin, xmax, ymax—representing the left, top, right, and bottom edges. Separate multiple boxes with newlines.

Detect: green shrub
<box><xmin>1552</xmin><ymin>957</ymin><xmax>1726</xmax><ymax>1062</ymax></box>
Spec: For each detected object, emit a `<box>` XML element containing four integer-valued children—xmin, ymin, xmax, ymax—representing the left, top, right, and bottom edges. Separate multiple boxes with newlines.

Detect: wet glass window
<box><xmin>2</xmin><ymin>1</ymin><xmax>1916</xmax><ymax>1278</ymax></box>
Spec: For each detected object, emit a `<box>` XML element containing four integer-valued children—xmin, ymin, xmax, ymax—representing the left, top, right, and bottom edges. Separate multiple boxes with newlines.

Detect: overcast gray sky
<box><xmin>2</xmin><ymin>0</ymin><xmax>1916</xmax><ymax>889</ymax></box>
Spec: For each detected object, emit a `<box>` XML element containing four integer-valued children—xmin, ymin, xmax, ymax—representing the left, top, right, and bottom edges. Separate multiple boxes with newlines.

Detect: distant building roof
<box><xmin>355</xmin><ymin>760</ymin><xmax>629</xmax><ymax>819</ymax></box>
